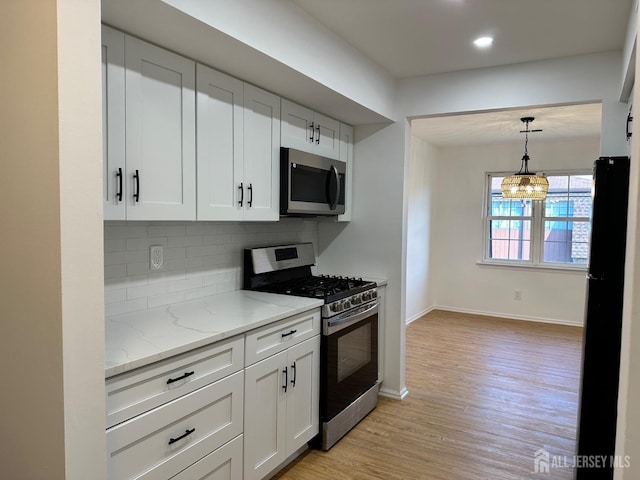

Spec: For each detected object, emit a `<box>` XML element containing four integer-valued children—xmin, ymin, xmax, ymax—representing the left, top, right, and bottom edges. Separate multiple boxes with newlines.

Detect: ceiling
<box><xmin>292</xmin><ymin>0</ymin><xmax>633</xmax><ymax>79</ymax></box>
<box><xmin>291</xmin><ymin>0</ymin><xmax>626</xmax><ymax>145</ymax></box>
<box><xmin>411</xmin><ymin>103</ymin><xmax>602</xmax><ymax>147</ymax></box>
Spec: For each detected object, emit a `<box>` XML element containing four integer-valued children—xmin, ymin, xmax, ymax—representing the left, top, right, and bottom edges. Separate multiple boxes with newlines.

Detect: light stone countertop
<box><xmin>105</xmin><ymin>290</ymin><xmax>323</xmax><ymax>378</ymax></box>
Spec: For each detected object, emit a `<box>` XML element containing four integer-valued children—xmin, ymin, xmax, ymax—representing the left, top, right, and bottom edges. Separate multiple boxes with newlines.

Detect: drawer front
<box><xmin>106</xmin><ymin>336</ymin><xmax>244</xmax><ymax>428</ymax></box>
<box><xmin>169</xmin><ymin>434</ymin><xmax>243</xmax><ymax>480</ymax></box>
<box><xmin>107</xmin><ymin>370</ymin><xmax>244</xmax><ymax>480</ymax></box>
<box><xmin>245</xmin><ymin>309</ymin><xmax>321</xmax><ymax>366</ymax></box>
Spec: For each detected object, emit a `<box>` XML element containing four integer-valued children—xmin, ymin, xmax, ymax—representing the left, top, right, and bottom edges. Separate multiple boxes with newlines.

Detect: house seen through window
<box><xmin>485</xmin><ymin>172</ymin><xmax>592</xmax><ymax>267</ymax></box>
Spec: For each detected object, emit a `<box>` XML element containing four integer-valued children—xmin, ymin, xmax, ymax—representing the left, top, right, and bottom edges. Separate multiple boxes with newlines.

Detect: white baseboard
<box><xmin>379</xmin><ymin>386</ymin><xmax>409</xmax><ymax>400</ymax></box>
<box><xmin>406</xmin><ymin>306</ymin><xmax>436</xmax><ymax>325</ymax></box>
<box><xmin>431</xmin><ymin>305</ymin><xmax>583</xmax><ymax>327</ymax></box>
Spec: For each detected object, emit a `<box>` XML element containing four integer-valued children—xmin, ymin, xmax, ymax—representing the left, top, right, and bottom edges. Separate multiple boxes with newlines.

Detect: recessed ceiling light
<box><xmin>473</xmin><ymin>36</ymin><xmax>493</xmax><ymax>48</ymax></box>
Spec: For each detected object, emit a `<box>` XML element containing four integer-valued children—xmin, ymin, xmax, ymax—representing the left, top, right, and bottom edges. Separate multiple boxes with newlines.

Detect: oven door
<box><xmin>280</xmin><ymin>147</ymin><xmax>346</xmax><ymax>215</ymax></box>
<box><xmin>321</xmin><ymin>301</ymin><xmax>379</xmax><ymax>421</ymax></box>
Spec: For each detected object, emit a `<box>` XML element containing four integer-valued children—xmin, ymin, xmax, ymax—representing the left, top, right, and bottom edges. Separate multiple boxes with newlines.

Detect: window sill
<box><xmin>476</xmin><ymin>260</ymin><xmax>588</xmax><ymax>274</ymax></box>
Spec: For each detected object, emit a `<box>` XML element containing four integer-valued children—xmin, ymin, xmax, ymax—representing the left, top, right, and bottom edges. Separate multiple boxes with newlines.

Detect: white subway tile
<box><xmin>185</xmin><ymin>285</ymin><xmax>217</xmax><ymax>301</ymax></box>
<box><xmin>104</xmin><ymin>287</ymin><xmax>127</xmax><ymax>304</ymax></box>
<box><xmin>105</xmin><ymin>298</ymin><xmax>148</xmax><ymax>317</ymax></box>
<box><xmin>104</xmin><ymin>251</ymin><xmax>127</xmax><ymax>266</ymax></box>
<box><xmin>168</xmin><ymin>236</ymin><xmax>202</xmax><ymax>248</ymax></box>
<box><xmin>126</xmin><ymin>262</ymin><xmax>148</xmax><ymax>276</ymax></box>
<box><xmin>186</xmin><ymin>223</ymin><xmax>218</xmax><ymax>236</ymax></box>
<box><xmin>127</xmin><ymin>284</ymin><xmax>150</xmax><ymax>300</ymax></box>
<box><xmin>104</xmin><ymin>238</ymin><xmax>126</xmax><ymax>253</ymax></box>
<box><xmin>148</xmin><ymin>225</ymin><xmax>185</xmax><ymax>237</ymax></box>
<box><xmin>104</xmin><ymin>264</ymin><xmax>127</xmax><ymax>279</ymax></box>
<box><xmin>186</xmin><ymin>245</ymin><xmax>218</xmax><ymax>258</ymax></box>
<box><xmin>148</xmin><ymin>291</ymin><xmax>185</xmax><ymax>308</ymax></box>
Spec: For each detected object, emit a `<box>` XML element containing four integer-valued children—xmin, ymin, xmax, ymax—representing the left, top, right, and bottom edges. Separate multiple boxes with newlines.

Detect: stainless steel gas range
<box><xmin>243</xmin><ymin>243</ymin><xmax>380</xmax><ymax>450</ymax></box>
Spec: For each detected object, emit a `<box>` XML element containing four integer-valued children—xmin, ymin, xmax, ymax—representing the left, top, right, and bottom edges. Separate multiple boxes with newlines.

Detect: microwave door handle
<box><xmin>329</xmin><ymin>165</ymin><xmax>340</xmax><ymax>210</ymax></box>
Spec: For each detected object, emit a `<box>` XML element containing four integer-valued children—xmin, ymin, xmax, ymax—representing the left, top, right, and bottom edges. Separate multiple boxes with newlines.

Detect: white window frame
<box><xmin>482</xmin><ymin>169</ymin><xmax>592</xmax><ymax>271</ymax></box>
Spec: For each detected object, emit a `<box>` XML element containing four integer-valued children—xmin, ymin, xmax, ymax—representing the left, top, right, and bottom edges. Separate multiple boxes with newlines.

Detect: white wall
<box><xmin>615</xmin><ymin>8</ymin><xmax>640</xmax><ymax>477</ymax></box>
<box><xmin>431</xmin><ymin>138</ymin><xmax>599</xmax><ymax>325</ymax></box>
<box><xmin>162</xmin><ymin>0</ymin><xmax>397</xmax><ymax>121</ymax></box>
<box><xmin>0</xmin><ymin>0</ymin><xmax>105</xmax><ymax>478</ymax></box>
<box><xmin>406</xmin><ymin>136</ymin><xmax>438</xmax><ymax>323</ymax></box>
<box><xmin>399</xmin><ymin>51</ymin><xmax>629</xmax><ymax>156</ymax></box>
<box><xmin>318</xmin><ymin>120</ymin><xmax>410</xmax><ymax>399</ymax></box>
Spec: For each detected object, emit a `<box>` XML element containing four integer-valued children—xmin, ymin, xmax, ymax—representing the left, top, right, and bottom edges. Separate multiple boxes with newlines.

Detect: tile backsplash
<box><xmin>104</xmin><ymin>219</ymin><xmax>319</xmax><ymax>317</ymax></box>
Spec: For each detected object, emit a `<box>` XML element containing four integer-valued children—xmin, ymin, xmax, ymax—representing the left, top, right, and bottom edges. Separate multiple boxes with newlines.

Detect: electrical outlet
<box><xmin>514</xmin><ymin>290</ymin><xmax>522</xmax><ymax>301</ymax></box>
<box><xmin>150</xmin><ymin>246</ymin><xmax>164</xmax><ymax>270</ymax></box>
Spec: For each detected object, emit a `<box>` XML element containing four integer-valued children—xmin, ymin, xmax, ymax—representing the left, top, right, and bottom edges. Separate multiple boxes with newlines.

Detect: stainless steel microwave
<box><xmin>280</xmin><ymin>147</ymin><xmax>346</xmax><ymax>216</ymax></box>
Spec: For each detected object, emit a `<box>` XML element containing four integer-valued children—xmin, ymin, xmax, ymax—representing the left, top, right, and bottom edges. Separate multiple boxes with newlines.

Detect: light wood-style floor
<box><xmin>272</xmin><ymin>310</ymin><xmax>583</xmax><ymax>480</ymax></box>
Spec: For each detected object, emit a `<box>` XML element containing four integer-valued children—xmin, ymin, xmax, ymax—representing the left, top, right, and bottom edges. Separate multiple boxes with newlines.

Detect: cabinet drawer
<box><xmin>106</xmin><ymin>335</ymin><xmax>243</xmax><ymax>428</ymax></box>
<box><xmin>245</xmin><ymin>309</ymin><xmax>320</xmax><ymax>366</ymax></box>
<box><xmin>170</xmin><ymin>434</ymin><xmax>243</xmax><ymax>480</ymax></box>
<box><xmin>107</xmin><ymin>370</ymin><xmax>244</xmax><ymax>480</ymax></box>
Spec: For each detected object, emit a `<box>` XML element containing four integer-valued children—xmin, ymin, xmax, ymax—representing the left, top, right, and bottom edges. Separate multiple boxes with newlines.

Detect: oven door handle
<box><xmin>325</xmin><ymin>301</ymin><xmax>378</xmax><ymax>335</ymax></box>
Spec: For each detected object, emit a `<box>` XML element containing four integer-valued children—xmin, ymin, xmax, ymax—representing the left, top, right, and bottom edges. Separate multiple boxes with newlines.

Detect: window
<box><xmin>485</xmin><ymin>172</ymin><xmax>592</xmax><ymax>268</ymax></box>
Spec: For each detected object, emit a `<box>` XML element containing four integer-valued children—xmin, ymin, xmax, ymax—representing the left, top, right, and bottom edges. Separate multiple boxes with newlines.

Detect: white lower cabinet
<box><xmin>170</xmin><ymin>434</ymin><xmax>243</xmax><ymax>480</ymax></box>
<box><xmin>107</xmin><ymin>371</ymin><xmax>244</xmax><ymax>480</ymax></box>
<box><xmin>106</xmin><ymin>308</ymin><xmax>321</xmax><ymax>480</ymax></box>
<box><xmin>243</xmin><ymin>335</ymin><xmax>320</xmax><ymax>480</ymax></box>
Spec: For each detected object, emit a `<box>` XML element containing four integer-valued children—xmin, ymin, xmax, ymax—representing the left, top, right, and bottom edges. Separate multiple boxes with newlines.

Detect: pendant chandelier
<box><xmin>501</xmin><ymin>117</ymin><xmax>549</xmax><ymax>200</ymax></box>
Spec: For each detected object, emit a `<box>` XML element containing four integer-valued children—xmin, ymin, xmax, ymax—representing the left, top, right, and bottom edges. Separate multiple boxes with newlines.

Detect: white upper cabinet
<box><xmin>196</xmin><ymin>64</ymin><xmax>244</xmax><ymax>220</ymax></box>
<box><xmin>242</xmin><ymin>84</ymin><xmax>281</xmax><ymax>221</ymax></box>
<box><xmin>281</xmin><ymin>99</ymin><xmax>340</xmax><ymax>159</ymax></box>
<box><xmin>125</xmin><ymin>36</ymin><xmax>196</xmax><ymax>221</ymax></box>
<box><xmin>102</xmin><ymin>26</ymin><xmax>126</xmax><ymax>221</ymax></box>
<box><xmin>337</xmin><ymin>123</ymin><xmax>354</xmax><ymax>222</ymax></box>
<box><xmin>196</xmin><ymin>65</ymin><xmax>280</xmax><ymax>222</ymax></box>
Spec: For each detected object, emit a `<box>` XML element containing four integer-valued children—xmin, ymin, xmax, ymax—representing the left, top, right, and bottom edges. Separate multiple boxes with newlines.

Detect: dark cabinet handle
<box><xmin>291</xmin><ymin>361</ymin><xmax>296</xmax><ymax>387</ymax></box>
<box><xmin>627</xmin><ymin>112</ymin><xmax>633</xmax><ymax>140</ymax></box>
<box><xmin>238</xmin><ymin>182</ymin><xmax>244</xmax><ymax>207</ymax></box>
<box><xmin>316</xmin><ymin>125</ymin><xmax>320</xmax><ymax>144</ymax></box>
<box><xmin>133</xmin><ymin>169</ymin><xmax>140</xmax><ymax>202</ymax></box>
<box><xmin>168</xmin><ymin>428</ymin><xmax>195</xmax><ymax>445</ymax></box>
<box><xmin>166</xmin><ymin>370</ymin><xmax>195</xmax><ymax>385</ymax></box>
<box><xmin>281</xmin><ymin>329</ymin><xmax>297</xmax><ymax>338</ymax></box>
<box><xmin>248</xmin><ymin>183</ymin><xmax>253</xmax><ymax>207</ymax></box>
<box><xmin>116</xmin><ymin>168</ymin><xmax>123</xmax><ymax>202</ymax></box>
<box><xmin>282</xmin><ymin>366</ymin><xmax>288</xmax><ymax>393</ymax></box>
<box><xmin>309</xmin><ymin>122</ymin><xmax>315</xmax><ymax>142</ymax></box>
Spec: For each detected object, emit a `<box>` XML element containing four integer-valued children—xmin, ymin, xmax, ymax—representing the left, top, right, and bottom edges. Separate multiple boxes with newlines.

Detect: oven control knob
<box><xmin>331</xmin><ymin>302</ymin><xmax>342</xmax><ymax>313</ymax></box>
<box><xmin>362</xmin><ymin>292</ymin><xmax>370</xmax><ymax>301</ymax></box>
<box><xmin>342</xmin><ymin>299</ymin><xmax>351</xmax><ymax>309</ymax></box>
<box><xmin>352</xmin><ymin>295</ymin><xmax>362</xmax><ymax>305</ymax></box>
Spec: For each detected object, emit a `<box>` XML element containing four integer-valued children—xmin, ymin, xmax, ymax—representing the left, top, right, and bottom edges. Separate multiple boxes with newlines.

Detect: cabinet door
<box><xmin>244</xmin><ymin>351</ymin><xmax>287</xmax><ymax>480</ymax></box>
<box><xmin>337</xmin><ymin>123</ymin><xmax>354</xmax><ymax>222</ymax></box>
<box><xmin>101</xmin><ymin>26</ymin><xmax>126</xmax><ymax>220</ymax></box>
<box><xmin>243</xmin><ymin>84</ymin><xmax>281</xmax><ymax>221</ymax></box>
<box><xmin>281</xmin><ymin>98</ymin><xmax>314</xmax><ymax>154</ymax></box>
<box><xmin>314</xmin><ymin>112</ymin><xmax>340</xmax><ymax>160</ymax></box>
<box><xmin>196</xmin><ymin>64</ymin><xmax>244</xmax><ymax>221</ymax></box>
<box><xmin>286</xmin><ymin>335</ymin><xmax>320</xmax><ymax>454</ymax></box>
<box><xmin>107</xmin><ymin>371</ymin><xmax>244</xmax><ymax>480</ymax></box>
<box><xmin>125</xmin><ymin>36</ymin><xmax>196</xmax><ymax>221</ymax></box>
<box><xmin>170</xmin><ymin>435</ymin><xmax>243</xmax><ymax>480</ymax></box>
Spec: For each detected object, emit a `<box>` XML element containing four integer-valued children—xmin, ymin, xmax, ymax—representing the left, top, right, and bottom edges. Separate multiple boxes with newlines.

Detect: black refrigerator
<box><xmin>576</xmin><ymin>156</ymin><xmax>630</xmax><ymax>479</ymax></box>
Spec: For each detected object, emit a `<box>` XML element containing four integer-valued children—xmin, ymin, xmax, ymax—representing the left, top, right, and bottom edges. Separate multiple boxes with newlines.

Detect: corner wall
<box><xmin>406</xmin><ymin>136</ymin><xmax>438</xmax><ymax>323</ymax></box>
<box><xmin>0</xmin><ymin>0</ymin><xmax>105</xmax><ymax>478</ymax></box>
